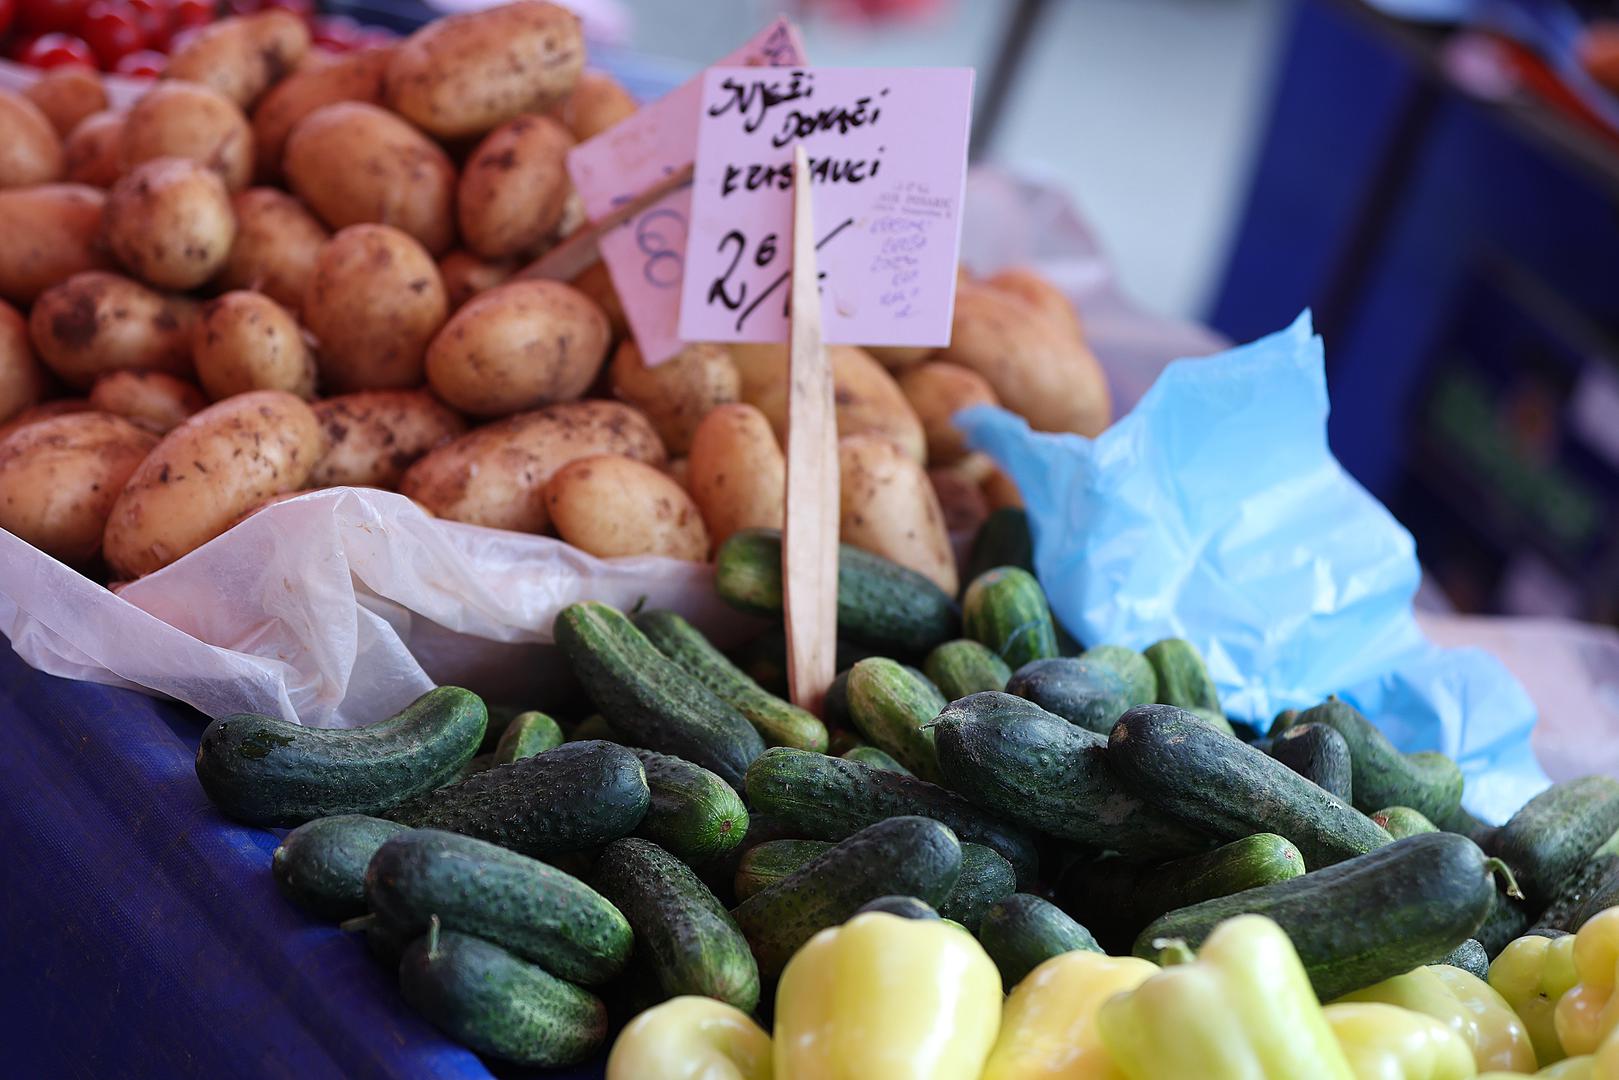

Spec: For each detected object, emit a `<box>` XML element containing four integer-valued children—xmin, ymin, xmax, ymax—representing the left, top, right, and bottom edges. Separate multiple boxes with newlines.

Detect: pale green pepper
<box><xmin>981</xmin><ymin>950</ymin><xmax>1159</xmax><ymax>1079</ymax></box>
<box><xmin>1324</xmin><ymin>1001</ymin><xmax>1479</xmax><ymax>1079</ymax></box>
<box><xmin>1491</xmin><ymin>934</ymin><xmax>1581</xmax><ymax>1064</ymax></box>
<box><xmin>605</xmin><ymin>995</ymin><xmax>772</xmax><ymax>1080</ymax></box>
<box><xmin>1340</xmin><ymin>965</ymin><xmax>1537</xmax><ymax>1074</ymax></box>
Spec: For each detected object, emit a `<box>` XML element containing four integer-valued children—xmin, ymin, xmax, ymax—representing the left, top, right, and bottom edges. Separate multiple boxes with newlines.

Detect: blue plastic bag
<box><xmin>957</xmin><ymin>311</ymin><xmax>1548</xmax><ymax>822</ymax></box>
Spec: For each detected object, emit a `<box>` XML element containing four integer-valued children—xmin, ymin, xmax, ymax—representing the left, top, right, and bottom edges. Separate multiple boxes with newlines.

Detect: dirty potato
<box><xmin>0</xmin><ymin>89</ymin><xmax>63</xmax><ymax>188</ymax></box>
<box><xmin>63</xmin><ymin>110</ymin><xmax>125</xmax><ymax>187</ymax></box>
<box><xmin>105</xmin><ymin>157</ymin><xmax>237</xmax><ymax>290</ymax></box>
<box><xmin>0</xmin><ymin>398</ymin><xmax>93</xmax><ymax>444</ymax></box>
<box><xmin>216</xmin><ymin>187</ymin><xmax>329</xmax><ymax>314</ymax></box>
<box><xmin>87</xmin><ymin>371</ymin><xmax>208</xmax><ymax>433</ymax></box>
<box><xmin>163</xmin><ymin>11</ymin><xmax>311</xmax><ymax>109</ymax></box>
<box><xmin>121</xmin><ymin>80</ymin><xmax>253</xmax><ymax>191</ymax></box>
<box><xmin>545</xmin><ymin>453</ymin><xmax>708</xmax><ymax>561</ymax></box>
<box><xmin>609</xmin><ymin>340</ymin><xmax>738</xmax><ymax>456</ymax></box>
<box><xmin>742</xmin><ymin>343</ymin><xmax>927</xmax><ymax>465</ymax></box>
<box><xmin>839</xmin><ymin>433</ymin><xmax>957</xmax><ymax>594</ymax></box>
<box><xmin>0</xmin><ymin>413</ymin><xmax>158</xmax><ymax>565</ymax></box>
<box><xmin>30</xmin><ymin>271</ymin><xmax>197</xmax><ymax>388</ymax></box>
<box><xmin>0</xmin><ymin>301</ymin><xmax>47</xmax><ymax>426</ymax></box>
<box><xmin>457</xmin><ymin>113</ymin><xmax>574</xmax><ymax>261</ymax></box>
<box><xmin>0</xmin><ymin>184</ymin><xmax>109</xmax><ymax>304</ymax></box>
<box><xmin>251</xmin><ymin>44</ymin><xmax>392</xmax><ymax>178</ymax></box>
<box><xmin>438</xmin><ymin>250</ymin><xmax>516</xmax><ymax>310</ymax></box>
<box><xmin>193</xmin><ymin>291</ymin><xmax>316</xmax><ymax>400</ymax></box>
<box><xmin>550</xmin><ymin>70</ymin><xmax>635</xmax><ymax>141</ymax></box>
<box><xmin>24</xmin><ymin>68</ymin><xmax>108</xmax><ymax>137</ymax></box>
<box><xmin>897</xmin><ymin>361</ymin><xmax>999</xmax><ymax>465</ymax></box>
<box><xmin>687</xmin><ymin>402</ymin><xmax>784</xmax><ymax>549</ymax></box>
<box><xmin>308</xmin><ymin>389</ymin><xmax>465</xmax><ymax>488</ymax></box>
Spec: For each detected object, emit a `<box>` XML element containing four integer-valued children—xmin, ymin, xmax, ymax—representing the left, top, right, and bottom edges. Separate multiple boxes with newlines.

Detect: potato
<box><xmin>30</xmin><ymin>272</ymin><xmax>197</xmax><ymax>388</ymax></box>
<box><xmin>283</xmin><ymin>102</ymin><xmax>455</xmax><ymax>255</ymax></box>
<box><xmin>866</xmin><ymin>345</ymin><xmax>933</xmax><ymax>370</ymax></box>
<box><xmin>193</xmin><ymin>291</ymin><xmax>316</xmax><ymax>400</ymax></box>
<box><xmin>0</xmin><ymin>90</ymin><xmax>63</xmax><ymax>188</ymax></box>
<box><xmin>399</xmin><ymin>399</ymin><xmax>664</xmax><ymax>532</ymax></box>
<box><xmin>665</xmin><ymin>456</ymin><xmax>689</xmax><ymax>489</ymax></box>
<box><xmin>545</xmin><ymin>453</ymin><xmax>707</xmax><ymax>561</ymax></box>
<box><xmin>609</xmin><ymin>340</ymin><xmax>738</xmax><ymax>456</ymax></box>
<box><xmin>0</xmin><ymin>398</ymin><xmax>92</xmax><ymax>444</ymax></box>
<box><xmin>163</xmin><ymin>11</ymin><xmax>311</xmax><ymax>109</ymax></box>
<box><xmin>929</xmin><ymin>464</ymin><xmax>989</xmax><ymax>536</ymax></box>
<box><xmin>986</xmin><ymin>266</ymin><xmax>1084</xmax><ymax>341</ymax></box>
<box><xmin>571</xmin><ymin>258</ymin><xmax>626</xmax><ymax>340</ymax></box>
<box><xmin>838</xmin><ymin>433</ymin><xmax>957</xmax><ymax>594</ymax></box>
<box><xmin>0</xmin><ymin>413</ymin><xmax>158</xmax><ymax>565</ymax></box>
<box><xmin>0</xmin><ymin>300</ymin><xmax>47</xmax><ymax>425</ymax></box>
<box><xmin>105</xmin><ymin>157</ymin><xmax>237</xmax><ymax>290</ymax></box>
<box><xmin>251</xmin><ymin>44</ymin><xmax>392</xmax><ymax>178</ymax></box>
<box><xmin>87</xmin><ymin>371</ymin><xmax>208</xmax><ymax>433</ymax></box>
<box><xmin>457</xmin><ymin>114</ymin><xmax>574</xmax><ymax>260</ymax></box>
<box><xmin>687</xmin><ymin>402</ymin><xmax>784</xmax><ymax>548</ymax></box>
<box><xmin>385</xmin><ymin>0</ymin><xmax>585</xmax><ymax>139</ymax></box>
<box><xmin>122</xmin><ymin>81</ymin><xmax>253</xmax><ymax>192</ymax></box>
<box><xmin>425</xmin><ymin>279</ymin><xmax>608</xmax><ymax>416</ymax></box>
<box><xmin>0</xmin><ymin>183</ymin><xmax>111</xmax><ymax>305</ymax></box>
<box><xmin>63</xmin><ymin>110</ymin><xmax>125</xmax><ymax>187</ymax></box>
<box><xmin>741</xmin><ymin>343</ymin><xmax>927</xmax><ymax>464</ymax></box>
<box><xmin>439</xmin><ymin>250</ymin><xmax>516</xmax><ymax>310</ymax></box>
<box><xmin>897</xmin><ymin>361</ymin><xmax>999</xmax><ymax>465</ymax></box>
<box><xmin>103</xmin><ymin>389</ymin><xmax>322</xmax><ymax>577</ymax></box>
<box><xmin>303</xmin><ymin>224</ymin><xmax>447</xmax><ymax>391</ymax></box>
<box><xmin>308</xmin><ymin>389</ymin><xmax>465</xmax><ymax>488</ymax></box>
<box><xmin>983</xmin><ymin>466</ymin><xmax>1023</xmax><ymax>510</ymax></box>
<box><xmin>25</xmin><ymin>68</ymin><xmax>108</xmax><ymax>137</ymax></box>
<box><xmin>217</xmin><ymin>187</ymin><xmax>329</xmax><ymax>314</ymax></box>
<box><xmin>550</xmin><ymin>70</ymin><xmax>635</xmax><ymax>142</ymax></box>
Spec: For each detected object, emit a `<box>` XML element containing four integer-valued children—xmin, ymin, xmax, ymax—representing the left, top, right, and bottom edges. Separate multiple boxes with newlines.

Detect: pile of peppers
<box><xmin>605</xmin><ymin>906</ymin><xmax>1619</xmax><ymax>1080</ymax></box>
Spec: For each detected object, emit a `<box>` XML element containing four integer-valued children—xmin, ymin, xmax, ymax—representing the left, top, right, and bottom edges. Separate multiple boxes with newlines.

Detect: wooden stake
<box><xmin>782</xmin><ymin>144</ymin><xmax>838</xmax><ymax>713</ymax></box>
<box><xmin>518</xmin><ymin>163</ymin><xmax>695</xmax><ymax>283</ymax></box>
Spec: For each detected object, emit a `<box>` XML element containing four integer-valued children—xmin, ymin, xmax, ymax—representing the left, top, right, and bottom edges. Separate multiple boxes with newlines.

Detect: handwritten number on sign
<box><xmin>635</xmin><ymin>207</ymin><xmax>686</xmax><ymax>288</ymax></box>
<box><xmin>708</xmin><ymin>217</ymin><xmax>856</xmax><ymax>333</ymax></box>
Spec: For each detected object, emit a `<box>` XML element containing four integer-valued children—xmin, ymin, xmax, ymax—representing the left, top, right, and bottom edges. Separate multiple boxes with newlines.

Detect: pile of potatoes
<box><xmin>0</xmin><ymin>1</ymin><xmax>1111</xmax><ymax>595</ymax></box>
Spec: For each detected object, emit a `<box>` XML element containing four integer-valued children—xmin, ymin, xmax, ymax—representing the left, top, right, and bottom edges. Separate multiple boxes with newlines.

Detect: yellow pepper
<box><xmin>1097</xmin><ymin>913</ymin><xmax>1356</xmax><ymax>1079</ymax></box>
<box><xmin>1477</xmin><ymin>1026</ymin><xmax>1619</xmax><ymax>1078</ymax></box>
<box><xmin>772</xmin><ymin>911</ymin><xmax>1001</xmax><ymax>1080</ymax></box>
<box><xmin>1558</xmin><ymin>910</ymin><xmax>1619</xmax><ymax>1057</ymax></box>
<box><xmin>980</xmin><ymin>950</ymin><xmax>1158</xmax><ymax>1080</ymax></box>
<box><xmin>1323</xmin><ymin>1001</ymin><xmax>1480</xmax><ymax>1079</ymax></box>
<box><xmin>1491</xmin><ymin>934</ymin><xmax>1581</xmax><ymax>1064</ymax></box>
<box><xmin>605</xmin><ymin>995</ymin><xmax>772</xmax><ymax>1080</ymax></box>
<box><xmin>1340</xmin><ymin>965</ymin><xmax>1537</xmax><ymax>1073</ymax></box>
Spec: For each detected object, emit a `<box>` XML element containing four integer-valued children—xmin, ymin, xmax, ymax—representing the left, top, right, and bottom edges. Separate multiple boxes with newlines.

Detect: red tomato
<box><xmin>18</xmin><ymin>0</ymin><xmax>90</xmax><ymax>34</ymax></box>
<box><xmin>310</xmin><ymin>13</ymin><xmax>358</xmax><ymax>49</ymax></box>
<box><xmin>80</xmin><ymin>0</ymin><xmax>145</xmax><ymax>65</ymax></box>
<box><xmin>20</xmin><ymin>29</ymin><xmax>95</xmax><ymax>66</ymax></box>
<box><xmin>112</xmin><ymin>46</ymin><xmax>163</xmax><ymax>75</ymax></box>
<box><xmin>124</xmin><ymin>0</ymin><xmax>165</xmax><ymax>45</ymax></box>
<box><xmin>0</xmin><ymin>0</ymin><xmax>16</xmax><ymax>36</ymax></box>
<box><xmin>167</xmin><ymin>0</ymin><xmax>210</xmax><ymax>34</ymax></box>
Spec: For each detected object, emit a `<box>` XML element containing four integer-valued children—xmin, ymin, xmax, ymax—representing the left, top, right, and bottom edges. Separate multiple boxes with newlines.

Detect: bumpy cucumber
<box><xmin>823</xmin><ymin>668</ymin><xmax>853</xmax><ymax>730</ymax></box>
<box><xmin>734</xmin><ymin>840</ymin><xmax>837</xmax><ymax>902</ymax></box>
<box><xmin>272</xmin><ymin>814</ymin><xmax>408</xmax><ymax>920</ymax></box>
<box><xmin>385</xmin><ymin>740</ymin><xmax>649</xmax><ymax>859</ymax></box>
<box><xmin>493</xmin><ymin>711</ymin><xmax>563</xmax><ymax>764</ymax></box>
<box><xmin>1269</xmin><ymin>723</ymin><xmax>1353</xmax><ymax>802</ymax></box>
<box><xmin>1438</xmin><ymin>938</ymin><xmax>1490</xmax><ymax>980</ymax></box>
<box><xmin>635</xmin><ymin>609</ymin><xmax>828</xmax><ymax>752</ymax></box>
<box><xmin>1144</xmin><ymin>638</ymin><xmax>1220</xmax><ymax>713</ymax></box>
<box><xmin>1295</xmin><ymin>699</ymin><xmax>1464</xmax><ymax>822</ymax></box>
<box><xmin>978</xmin><ymin>893</ymin><xmax>1102</xmax><ymax>988</ymax></box>
<box><xmin>195</xmin><ymin>686</ymin><xmax>487</xmax><ymax>826</ymax></box>
<box><xmin>1269</xmin><ymin>709</ymin><xmax>1300</xmax><ymax>737</ymax></box>
<box><xmin>366</xmin><ymin>829</ymin><xmax>631</xmax><ymax>985</ymax></box>
<box><xmin>1108</xmin><ymin>704</ymin><xmax>1392</xmax><ymax>868</ymax></box>
<box><xmin>963</xmin><ymin>507</ymin><xmax>1034</xmax><ymax>588</ymax></box>
<box><xmin>1534</xmin><ymin>825</ymin><xmax>1619</xmax><ymax>933</ymax></box>
<box><xmin>1492</xmin><ymin>775</ymin><xmax>1619</xmax><ymax>908</ymax></box>
<box><xmin>1434</xmin><ymin>801</ymin><xmax>1500</xmax><ymax>849</ymax></box>
<box><xmin>924</xmin><ymin>639</ymin><xmax>1013</xmax><ymax>700</ymax></box>
<box><xmin>631</xmin><ymin>749</ymin><xmax>749</xmax><ymax>863</ymax></box>
<box><xmin>1372</xmin><ymin>806</ymin><xmax>1439</xmax><ymax>840</ymax></box>
<box><xmin>1006</xmin><ymin>657</ymin><xmax>1133</xmax><ymax>735</ymax></box>
<box><xmin>846</xmin><ymin>658</ymin><xmax>948</xmax><ymax>782</ymax></box>
<box><xmin>840</xmin><ymin>745</ymin><xmax>912</xmax><ymax>774</ymax></box>
<box><xmin>962</xmin><ymin>566</ymin><xmax>1059</xmax><ymax>669</ymax></box>
<box><xmin>1080</xmin><ymin>644</ymin><xmax>1157</xmax><ymax>707</ymax></box>
<box><xmin>930</xmin><ymin>693</ymin><xmax>1214</xmax><ymax>858</ymax></box>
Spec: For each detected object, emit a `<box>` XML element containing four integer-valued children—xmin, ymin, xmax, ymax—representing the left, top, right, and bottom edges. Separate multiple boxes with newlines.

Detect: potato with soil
<box><xmin>0</xmin><ymin>302</ymin><xmax>47</xmax><ymax>426</ymax></box>
<box><xmin>308</xmin><ymin>389</ymin><xmax>465</xmax><ymax>488</ymax></box>
<box><xmin>385</xmin><ymin>0</ymin><xmax>585</xmax><ymax>139</ymax></box>
<box><xmin>88</xmin><ymin>371</ymin><xmax>208</xmax><ymax>433</ymax></box>
<box><xmin>217</xmin><ymin>188</ymin><xmax>328</xmax><ymax>314</ymax></box>
<box><xmin>457</xmin><ymin>114</ymin><xmax>574</xmax><ymax>260</ymax></box>
<box><xmin>163</xmin><ymin>11</ymin><xmax>311</xmax><ymax>109</ymax></box>
<box><xmin>438</xmin><ymin>250</ymin><xmax>515</xmax><ymax>310</ymax></box>
<box><xmin>0</xmin><ymin>399</ymin><xmax>92</xmax><ymax>444</ymax></box>
<box><xmin>102</xmin><ymin>389</ymin><xmax>323</xmax><ymax>577</ymax></box>
<box><xmin>550</xmin><ymin>70</ymin><xmax>635</xmax><ymax>141</ymax></box>
<box><xmin>0</xmin><ymin>413</ymin><xmax>158</xmax><ymax>565</ymax></box>
<box><xmin>608</xmin><ymin>340</ymin><xmax>738</xmax><ymax>456</ymax></box>
<box><xmin>283</xmin><ymin>101</ymin><xmax>455</xmax><ymax>256</ymax></box>
<box><xmin>897</xmin><ymin>361</ymin><xmax>1000</xmax><ymax>465</ymax></box>
<box><xmin>399</xmin><ymin>399</ymin><xmax>663</xmax><ymax>532</ymax></box>
<box><xmin>30</xmin><ymin>272</ymin><xmax>197</xmax><ymax>388</ymax></box>
<box><xmin>25</xmin><ymin>68</ymin><xmax>108</xmax><ymax>138</ymax></box>
<box><xmin>104</xmin><ymin>157</ymin><xmax>237</xmax><ymax>290</ymax></box>
<box><xmin>63</xmin><ymin>111</ymin><xmax>125</xmax><ymax>187</ymax></box>
<box><xmin>121</xmin><ymin>81</ymin><xmax>253</xmax><ymax>192</ymax></box>
<box><xmin>424</xmin><ymin>279</ymin><xmax>608</xmax><ymax>416</ymax></box>
<box><xmin>839</xmin><ymin>433</ymin><xmax>957</xmax><ymax>595</ymax></box>
<box><xmin>545</xmin><ymin>454</ymin><xmax>708</xmax><ymax>561</ymax></box>
<box><xmin>251</xmin><ymin>44</ymin><xmax>393</xmax><ymax>177</ymax></box>
<box><xmin>687</xmin><ymin>402</ymin><xmax>784</xmax><ymax>549</ymax></box>
<box><xmin>0</xmin><ymin>90</ymin><xmax>64</xmax><ymax>188</ymax></box>
<box><xmin>302</xmin><ymin>224</ymin><xmax>447</xmax><ymax>392</ymax></box>
<box><xmin>741</xmin><ymin>343</ymin><xmax>927</xmax><ymax>464</ymax></box>
<box><xmin>193</xmin><ymin>291</ymin><xmax>316</xmax><ymax>400</ymax></box>
<box><xmin>0</xmin><ymin>184</ymin><xmax>110</xmax><ymax>305</ymax></box>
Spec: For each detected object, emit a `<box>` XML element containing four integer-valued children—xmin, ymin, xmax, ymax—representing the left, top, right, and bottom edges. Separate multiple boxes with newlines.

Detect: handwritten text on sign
<box><xmin>678</xmin><ymin>66</ymin><xmax>972</xmax><ymax>347</ymax></box>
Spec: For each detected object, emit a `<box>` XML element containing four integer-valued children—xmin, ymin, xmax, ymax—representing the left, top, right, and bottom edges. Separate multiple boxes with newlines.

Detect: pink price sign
<box><xmin>678</xmin><ymin>66</ymin><xmax>973</xmax><ymax>348</ymax></box>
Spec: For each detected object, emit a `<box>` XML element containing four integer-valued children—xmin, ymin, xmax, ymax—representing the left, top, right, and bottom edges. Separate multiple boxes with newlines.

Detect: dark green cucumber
<box><xmin>1438</xmin><ymin>939</ymin><xmax>1490</xmax><ymax>980</ymax></box>
<box><xmin>1135</xmin><ymin>833</ymin><xmax>1510</xmax><ymax>1000</ymax></box>
<box><xmin>635</xmin><ymin>609</ymin><xmax>828</xmax><ymax>752</ymax></box>
<box><xmin>962</xmin><ymin>566</ymin><xmax>1059</xmax><ymax>670</ymax></box>
<box><xmin>963</xmin><ymin>507</ymin><xmax>1034</xmax><ymax>589</ymax></box>
<box><xmin>1295</xmin><ymin>698</ymin><xmax>1464</xmax><ymax>822</ymax></box>
<box><xmin>823</xmin><ymin>668</ymin><xmax>854</xmax><ymax>731</ymax></box>
<box><xmin>1435</xmin><ymin>801</ymin><xmax>1500</xmax><ymax>849</ymax></box>
<box><xmin>1269</xmin><ymin>723</ymin><xmax>1353</xmax><ymax>803</ymax></box>
<box><xmin>481</xmin><ymin>703</ymin><xmax>528</xmax><ymax>752</ymax></box>
<box><xmin>400</xmin><ymin>927</ymin><xmax>607</xmax><ymax>1068</ymax></box>
<box><xmin>840</xmin><ymin>745</ymin><xmax>911</xmax><ymax>774</ymax></box>
<box><xmin>714</xmin><ymin>528</ymin><xmax>958</xmax><ymax>653</ymax></box>
<box><xmin>930</xmin><ymin>693</ymin><xmax>1214</xmax><ymax>858</ymax></box>
<box><xmin>858</xmin><ymin>896</ymin><xmax>940</xmax><ymax>920</ymax></box>
<box><xmin>493</xmin><ymin>711</ymin><xmax>564</xmax><ymax>763</ymax></box>
<box><xmin>1108</xmin><ymin>704</ymin><xmax>1393</xmax><ymax>868</ymax></box>
<box><xmin>1372</xmin><ymin>806</ymin><xmax>1439</xmax><ymax>840</ymax></box>
<box><xmin>978</xmin><ymin>893</ymin><xmax>1102</xmax><ymax>988</ymax></box>
<box><xmin>384</xmin><ymin>740</ymin><xmax>649</xmax><ymax>859</ymax></box>
<box><xmin>731</xmin><ymin>815</ymin><xmax>962</xmax><ymax>980</ymax></box>
<box><xmin>272</xmin><ymin>814</ymin><xmax>408</xmax><ymax>920</ymax></box>
<box><xmin>744</xmin><ymin>746</ymin><xmax>1040</xmax><ymax>884</ymax></box>
<box><xmin>1006</xmin><ymin>657</ymin><xmax>1132</xmax><ymax>735</ymax></box>
<box><xmin>846</xmin><ymin>658</ymin><xmax>947</xmax><ymax>782</ymax></box>
<box><xmin>195</xmin><ymin>686</ymin><xmax>487</xmax><ymax>826</ymax></box>
<box><xmin>567</xmin><ymin>714</ymin><xmax>618</xmax><ymax>742</ymax></box>
<box><xmin>734</xmin><ymin>839</ymin><xmax>837</xmax><ymax>902</ymax></box>
<box><xmin>924</xmin><ymin>639</ymin><xmax>1012</xmax><ymax>700</ymax></box>
<box><xmin>1144</xmin><ymin>638</ymin><xmax>1220</xmax><ymax>713</ymax></box>
<box><xmin>593</xmin><ymin>838</ymin><xmax>758</xmax><ymax>1011</ymax></box>
<box><xmin>554</xmin><ymin>601</ymin><xmax>764</xmax><ymax>789</ymax></box>
<box><xmin>1533</xmin><ymin>825</ymin><xmax>1619</xmax><ymax>933</ymax></box>
<box><xmin>1269</xmin><ymin>708</ymin><xmax>1300</xmax><ymax>738</ymax></box>
<box><xmin>1079</xmin><ymin>645</ymin><xmax>1157</xmax><ymax>707</ymax></box>
<box><xmin>1492</xmin><ymin>775</ymin><xmax>1619</xmax><ymax>909</ymax></box>
<box><xmin>366</xmin><ymin>829</ymin><xmax>631</xmax><ymax>985</ymax></box>
<box><xmin>631</xmin><ymin>749</ymin><xmax>749</xmax><ymax>863</ymax></box>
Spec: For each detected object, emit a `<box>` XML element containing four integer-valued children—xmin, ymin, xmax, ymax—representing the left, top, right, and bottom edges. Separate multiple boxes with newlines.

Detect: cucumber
<box><xmin>963</xmin><ymin>507</ymin><xmax>1034</xmax><ymax>589</ymax></box>
<box><xmin>1295</xmin><ymin>698</ymin><xmax>1464</xmax><ymax>822</ymax></box>
<box><xmin>858</xmin><ymin>896</ymin><xmax>940</xmax><ymax>920</ymax></box>
<box><xmin>734</xmin><ymin>839</ymin><xmax>837</xmax><ymax>902</ymax></box>
<box><xmin>962</xmin><ymin>566</ymin><xmax>1059</xmax><ymax>669</ymax></box>
<box><xmin>1269</xmin><ymin>723</ymin><xmax>1353</xmax><ymax>802</ymax></box>
<box><xmin>366</xmin><ymin>829</ymin><xmax>631</xmax><ymax>985</ymax></box>
<box><xmin>1144</xmin><ymin>638</ymin><xmax>1221</xmax><ymax>714</ymax></box>
<box><xmin>731</xmin><ymin>815</ymin><xmax>963</xmax><ymax>980</ymax></box>
<box><xmin>1434</xmin><ymin>801</ymin><xmax>1500</xmax><ymax>849</ymax></box>
<box><xmin>1108</xmin><ymin>704</ymin><xmax>1393</xmax><ymax>868</ymax></box>
<box><xmin>631</xmin><ymin>748</ymin><xmax>750</xmax><ymax>864</ymax></box>
<box><xmin>567</xmin><ymin>714</ymin><xmax>618</xmax><ymax>742</ymax></box>
<box><xmin>592</xmin><ymin>838</ymin><xmax>758</xmax><ymax>1011</ymax></box>
<box><xmin>840</xmin><ymin>745</ymin><xmax>912</xmax><ymax>774</ymax></box>
<box><xmin>930</xmin><ymin>693</ymin><xmax>1215</xmax><ymax>858</ymax></box>
<box><xmin>481</xmin><ymin>703</ymin><xmax>527</xmax><ymax>752</ymax></box>
<box><xmin>554</xmin><ymin>601</ymin><xmax>764</xmax><ymax>789</ymax></box>
<box><xmin>493</xmin><ymin>711</ymin><xmax>564</xmax><ymax>764</ymax></box>
<box><xmin>977</xmin><ymin>893</ymin><xmax>1101</xmax><ymax>988</ymax></box>
<box><xmin>1372</xmin><ymin>806</ymin><xmax>1439</xmax><ymax>840</ymax></box>
<box><xmin>1534</xmin><ymin>826</ymin><xmax>1619</xmax><ymax>933</ymax></box>
<box><xmin>1135</xmin><ymin>833</ymin><xmax>1511</xmax><ymax>1000</ymax></box>
<box><xmin>744</xmin><ymin>746</ymin><xmax>1040</xmax><ymax>884</ymax></box>
<box><xmin>1438</xmin><ymin>938</ymin><xmax>1490</xmax><ymax>980</ymax></box>
<box><xmin>1005</xmin><ymin>657</ymin><xmax>1132</xmax><ymax>735</ymax></box>
<box><xmin>272</xmin><ymin>814</ymin><xmax>408</xmax><ymax>920</ymax></box>
<box><xmin>385</xmin><ymin>740</ymin><xmax>650</xmax><ymax>859</ymax></box>
<box><xmin>195</xmin><ymin>686</ymin><xmax>487</xmax><ymax>826</ymax></box>
<box><xmin>1492</xmin><ymin>775</ymin><xmax>1619</xmax><ymax>909</ymax></box>
<box><xmin>937</xmin><ymin>844</ymin><xmax>1017</xmax><ymax>931</ymax></box>
<box><xmin>714</xmin><ymin>528</ymin><xmax>958</xmax><ymax>653</ymax></box>
<box><xmin>823</xmin><ymin>668</ymin><xmax>854</xmax><ymax>731</ymax></box>
<box><xmin>924</xmin><ymin>639</ymin><xmax>1012</xmax><ymax>700</ymax></box>
<box><xmin>846</xmin><ymin>658</ymin><xmax>947</xmax><ymax>782</ymax></box>
<box><xmin>399</xmin><ymin>926</ymin><xmax>607</xmax><ymax>1068</ymax></box>
<box><xmin>635</xmin><ymin>609</ymin><xmax>829</xmax><ymax>752</ymax></box>
<box><xmin>1475</xmin><ymin>888</ymin><xmax>1531</xmax><ymax>956</ymax></box>
<box><xmin>1079</xmin><ymin>644</ymin><xmax>1157</xmax><ymax>707</ymax></box>
<box><xmin>731</xmin><ymin>632</ymin><xmax>877</xmax><ymax>699</ymax></box>
<box><xmin>1269</xmin><ymin>708</ymin><xmax>1300</xmax><ymax>738</ymax></box>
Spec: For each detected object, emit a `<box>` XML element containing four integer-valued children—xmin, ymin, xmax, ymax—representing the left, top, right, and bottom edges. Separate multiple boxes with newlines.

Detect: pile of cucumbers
<box><xmin>193</xmin><ymin>511</ymin><xmax>1619</xmax><ymax>1067</ymax></box>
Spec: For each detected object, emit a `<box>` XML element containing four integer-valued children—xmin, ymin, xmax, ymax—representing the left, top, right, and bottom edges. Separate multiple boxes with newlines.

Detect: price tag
<box><xmin>678</xmin><ymin>66</ymin><xmax>973</xmax><ymax>347</ymax></box>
